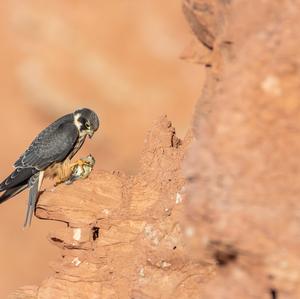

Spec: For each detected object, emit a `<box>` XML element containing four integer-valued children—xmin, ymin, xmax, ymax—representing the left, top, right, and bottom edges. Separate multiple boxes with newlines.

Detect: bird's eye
<box><xmin>85</xmin><ymin>122</ymin><xmax>90</xmax><ymax>129</ymax></box>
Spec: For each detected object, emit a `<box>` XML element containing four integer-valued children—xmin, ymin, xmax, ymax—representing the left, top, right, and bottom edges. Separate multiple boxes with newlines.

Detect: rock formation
<box><xmin>11</xmin><ymin>117</ymin><xmax>213</xmax><ymax>298</ymax></box>
<box><xmin>183</xmin><ymin>0</ymin><xmax>300</xmax><ymax>298</ymax></box>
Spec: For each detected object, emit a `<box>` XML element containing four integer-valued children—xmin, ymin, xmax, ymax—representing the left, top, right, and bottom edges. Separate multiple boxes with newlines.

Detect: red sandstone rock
<box><xmin>184</xmin><ymin>0</ymin><xmax>300</xmax><ymax>298</ymax></box>
<box><xmin>10</xmin><ymin>117</ymin><xmax>212</xmax><ymax>298</ymax></box>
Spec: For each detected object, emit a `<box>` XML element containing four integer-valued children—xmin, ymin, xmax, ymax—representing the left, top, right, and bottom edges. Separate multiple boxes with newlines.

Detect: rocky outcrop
<box><xmin>11</xmin><ymin>117</ymin><xmax>213</xmax><ymax>298</ymax></box>
<box><xmin>183</xmin><ymin>0</ymin><xmax>300</xmax><ymax>298</ymax></box>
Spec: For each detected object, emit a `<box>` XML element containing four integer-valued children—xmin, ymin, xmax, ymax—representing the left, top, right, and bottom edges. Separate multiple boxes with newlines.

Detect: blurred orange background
<box><xmin>0</xmin><ymin>1</ymin><xmax>203</xmax><ymax>297</ymax></box>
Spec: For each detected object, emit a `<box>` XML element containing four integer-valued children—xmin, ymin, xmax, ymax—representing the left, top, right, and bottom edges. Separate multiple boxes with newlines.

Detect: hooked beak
<box><xmin>88</xmin><ymin>131</ymin><xmax>94</xmax><ymax>138</ymax></box>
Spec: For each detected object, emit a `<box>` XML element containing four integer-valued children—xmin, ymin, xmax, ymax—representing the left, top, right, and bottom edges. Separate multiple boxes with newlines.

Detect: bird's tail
<box><xmin>0</xmin><ymin>184</ymin><xmax>28</xmax><ymax>204</ymax></box>
<box><xmin>24</xmin><ymin>172</ymin><xmax>43</xmax><ymax>228</ymax></box>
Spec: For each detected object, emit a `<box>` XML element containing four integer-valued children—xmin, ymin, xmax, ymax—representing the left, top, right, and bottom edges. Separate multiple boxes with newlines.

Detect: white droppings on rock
<box><xmin>72</xmin><ymin>257</ymin><xmax>81</xmax><ymax>267</ymax></box>
<box><xmin>103</xmin><ymin>209</ymin><xmax>110</xmax><ymax>215</ymax></box>
<box><xmin>164</xmin><ymin>208</ymin><xmax>172</xmax><ymax>216</ymax></box>
<box><xmin>144</xmin><ymin>224</ymin><xmax>160</xmax><ymax>246</ymax></box>
<box><xmin>185</xmin><ymin>226</ymin><xmax>195</xmax><ymax>237</ymax></box>
<box><xmin>175</xmin><ymin>192</ymin><xmax>182</xmax><ymax>204</ymax></box>
<box><xmin>261</xmin><ymin>75</ymin><xmax>282</xmax><ymax>96</ymax></box>
<box><xmin>161</xmin><ymin>261</ymin><xmax>171</xmax><ymax>269</ymax></box>
<box><xmin>73</xmin><ymin>228</ymin><xmax>82</xmax><ymax>241</ymax></box>
<box><xmin>139</xmin><ymin>267</ymin><xmax>145</xmax><ymax>277</ymax></box>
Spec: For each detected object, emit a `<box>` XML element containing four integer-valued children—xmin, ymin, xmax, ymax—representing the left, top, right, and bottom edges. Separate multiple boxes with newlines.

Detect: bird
<box><xmin>0</xmin><ymin>108</ymin><xmax>99</xmax><ymax>227</ymax></box>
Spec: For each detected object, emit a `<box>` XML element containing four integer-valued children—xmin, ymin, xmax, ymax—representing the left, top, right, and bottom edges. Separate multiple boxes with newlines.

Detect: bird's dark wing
<box><xmin>0</xmin><ymin>119</ymin><xmax>78</xmax><ymax>193</ymax></box>
<box><xmin>14</xmin><ymin>121</ymin><xmax>79</xmax><ymax>170</ymax></box>
<box><xmin>0</xmin><ymin>167</ymin><xmax>37</xmax><ymax>192</ymax></box>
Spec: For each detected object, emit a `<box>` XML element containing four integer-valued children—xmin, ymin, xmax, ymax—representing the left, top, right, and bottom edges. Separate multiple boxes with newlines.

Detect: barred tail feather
<box><xmin>0</xmin><ymin>184</ymin><xmax>28</xmax><ymax>204</ymax></box>
<box><xmin>24</xmin><ymin>171</ymin><xmax>43</xmax><ymax>228</ymax></box>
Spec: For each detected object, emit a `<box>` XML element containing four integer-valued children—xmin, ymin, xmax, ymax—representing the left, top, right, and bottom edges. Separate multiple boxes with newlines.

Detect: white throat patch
<box><xmin>74</xmin><ymin>113</ymin><xmax>86</xmax><ymax>137</ymax></box>
<box><xmin>74</xmin><ymin>113</ymin><xmax>82</xmax><ymax>130</ymax></box>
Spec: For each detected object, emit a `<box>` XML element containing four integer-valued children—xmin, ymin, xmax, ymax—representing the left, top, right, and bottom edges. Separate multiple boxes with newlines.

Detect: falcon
<box><xmin>0</xmin><ymin>108</ymin><xmax>99</xmax><ymax>227</ymax></box>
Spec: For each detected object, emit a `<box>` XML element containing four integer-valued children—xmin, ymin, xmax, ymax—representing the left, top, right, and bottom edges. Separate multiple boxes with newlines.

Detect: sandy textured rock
<box><xmin>10</xmin><ymin>117</ymin><xmax>213</xmax><ymax>299</ymax></box>
<box><xmin>184</xmin><ymin>0</ymin><xmax>300</xmax><ymax>298</ymax></box>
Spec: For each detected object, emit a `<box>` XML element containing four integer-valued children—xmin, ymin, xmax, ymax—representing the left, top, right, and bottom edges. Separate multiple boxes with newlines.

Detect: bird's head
<box><xmin>74</xmin><ymin>108</ymin><xmax>100</xmax><ymax>138</ymax></box>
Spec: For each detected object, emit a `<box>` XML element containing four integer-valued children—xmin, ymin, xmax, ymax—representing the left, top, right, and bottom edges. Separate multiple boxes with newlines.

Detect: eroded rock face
<box><xmin>11</xmin><ymin>117</ymin><xmax>213</xmax><ymax>299</ymax></box>
<box><xmin>184</xmin><ymin>0</ymin><xmax>300</xmax><ymax>298</ymax></box>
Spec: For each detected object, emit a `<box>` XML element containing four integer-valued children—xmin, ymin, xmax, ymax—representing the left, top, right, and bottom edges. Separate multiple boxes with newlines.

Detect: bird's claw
<box><xmin>65</xmin><ymin>154</ymin><xmax>96</xmax><ymax>185</ymax></box>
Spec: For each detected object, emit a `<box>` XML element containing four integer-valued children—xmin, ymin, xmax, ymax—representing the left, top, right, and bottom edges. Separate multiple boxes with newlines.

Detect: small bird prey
<box><xmin>0</xmin><ymin>108</ymin><xmax>99</xmax><ymax>227</ymax></box>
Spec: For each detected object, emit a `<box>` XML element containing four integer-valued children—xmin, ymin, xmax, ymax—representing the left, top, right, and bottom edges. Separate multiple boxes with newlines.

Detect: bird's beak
<box><xmin>88</xmin><ymin>131</ymin><xmax>94</xmax><ymax>138</ymax></box>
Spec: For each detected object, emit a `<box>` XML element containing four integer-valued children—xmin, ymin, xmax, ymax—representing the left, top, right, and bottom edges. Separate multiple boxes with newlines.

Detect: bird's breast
<box><xmin>68</xmin><ymin>135</ymin><xmax>86</xmax><ymax>159</ymax></box>
<box><xmin>44</xmin><ymin>159</ymin><xmax>72</xmax><ymax>180</ymax></box>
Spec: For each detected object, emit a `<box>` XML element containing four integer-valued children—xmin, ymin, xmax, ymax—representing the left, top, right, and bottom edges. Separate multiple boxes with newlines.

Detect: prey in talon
<box><xmin>0</xmin><ymin>108</ymin><xmax>99</xmax><ymax>227</ymax></box>
<box><xmin>65</xmin><ymin>154</ymin><xmax>96</xmax><ymax>185</ymax></box>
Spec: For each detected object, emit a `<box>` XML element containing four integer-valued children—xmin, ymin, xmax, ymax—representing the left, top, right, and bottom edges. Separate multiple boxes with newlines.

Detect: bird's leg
<box><xmin>53</xmin><ymin>160</ymin><xmax>73</xmax><ymax>186</ymax></box>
